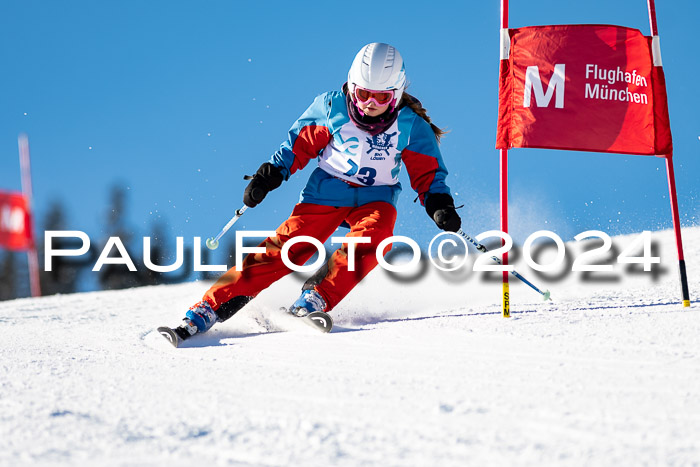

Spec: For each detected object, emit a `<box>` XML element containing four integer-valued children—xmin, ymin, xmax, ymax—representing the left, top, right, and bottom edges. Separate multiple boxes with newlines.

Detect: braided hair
<box><xmin>399</xmin><ymin>92</ymin><xmax>447</xmax><ymax>142</ymax></box>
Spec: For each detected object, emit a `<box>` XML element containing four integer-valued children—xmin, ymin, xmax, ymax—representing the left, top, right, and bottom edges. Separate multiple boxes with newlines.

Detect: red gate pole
<box><xmin>500</xmin><ymin>0</ymin><xmax>511</xmax><ymax>317</ymax></box>
<box><xmin>647</xmin><ymin>0</ymin><xmax>691</xmax><ymax>307</ymax></box>
<box><xmin>665</xmin><ymin>160</ymin><xmax>691</xmax><ymax>307</ymax></box>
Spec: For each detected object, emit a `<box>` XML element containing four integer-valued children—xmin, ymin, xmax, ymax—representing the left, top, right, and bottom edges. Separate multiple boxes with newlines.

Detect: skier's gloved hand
<box><xmin>425</xmin><ymin>192</ymin><xmax>461</xmax><ymax>232</ymax></box>
<box><xmin>243</xmin><ymin>162</ymin><xmax>284</xmax><ymax>208</ymax></box>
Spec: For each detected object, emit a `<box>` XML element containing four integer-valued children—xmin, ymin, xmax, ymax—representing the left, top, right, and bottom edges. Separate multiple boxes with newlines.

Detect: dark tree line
<box><xmin>0</xmin><ymin>185</ymin><xmax>225</xmax><ymax>301</ymax></box>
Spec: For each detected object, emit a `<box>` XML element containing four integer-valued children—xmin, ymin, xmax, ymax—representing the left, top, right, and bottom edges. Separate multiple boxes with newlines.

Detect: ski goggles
<box><xmin>353</xmin><ymin>86</ymin><xmax>394</xmax><ymax>106</ymax></box>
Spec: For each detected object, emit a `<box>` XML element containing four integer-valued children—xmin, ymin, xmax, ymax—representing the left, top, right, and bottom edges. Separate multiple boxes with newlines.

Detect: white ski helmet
<box><xmin>347</xmin><ymin>42</ymin><xmax>406</xmax><ymax>108</ymax></box>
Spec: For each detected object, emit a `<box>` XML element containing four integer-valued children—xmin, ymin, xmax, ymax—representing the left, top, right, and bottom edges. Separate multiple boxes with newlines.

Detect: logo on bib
<box><xmin>366</xmin><ymin>132</ymin><xmax>397</xmax><ymax>160</ymax></box>
<box><xmin>334</xmin><ymin>133</ymin><xmax>360</xmax><ymax>156</ymax></box>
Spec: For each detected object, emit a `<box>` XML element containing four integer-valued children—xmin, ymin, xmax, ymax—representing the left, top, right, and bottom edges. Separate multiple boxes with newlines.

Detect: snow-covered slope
<box><xmin>1</xmin><ymin>227</ymin><xmax>698</xmax><ymax>466</ymax></box>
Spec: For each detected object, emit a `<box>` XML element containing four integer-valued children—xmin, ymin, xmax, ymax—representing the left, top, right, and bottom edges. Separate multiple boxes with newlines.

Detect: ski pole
<box><xmin>205</xmin><ymin>205</ymin><xmax>248</xmax><ymax>250</ymax></box>
<box><xmin>456</xmin><ymin>229</ymin><xmax>552</xmax><ymax>301</ymax></box>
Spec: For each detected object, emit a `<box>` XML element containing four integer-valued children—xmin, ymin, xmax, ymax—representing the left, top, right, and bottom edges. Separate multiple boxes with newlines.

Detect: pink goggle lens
<box><xmin>354</xmin><ymin>87</ymin><xmax>394</xmax><ymax>105</ymax></box>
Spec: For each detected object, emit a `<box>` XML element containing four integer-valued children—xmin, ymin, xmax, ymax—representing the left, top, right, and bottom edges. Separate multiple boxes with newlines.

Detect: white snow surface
<box><xmin>1</xmin><ymin>227</ymin><xmax>699</xmax><ymax>466</ymax></box>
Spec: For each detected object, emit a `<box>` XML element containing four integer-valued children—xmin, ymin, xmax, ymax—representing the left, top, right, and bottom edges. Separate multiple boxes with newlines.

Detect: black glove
<box><xmin>425</xmin><ymin>192</ymin><xmax>461</xmax><ymax>232</ymax></box>
<box><xmin>243</xmin><ymin>162</ymin><xmax>284</xmax><ymax>208</ymax></box>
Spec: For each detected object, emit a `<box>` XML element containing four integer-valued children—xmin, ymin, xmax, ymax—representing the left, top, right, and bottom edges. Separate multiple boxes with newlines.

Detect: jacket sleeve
<box><xmin>269</xmin><ymin>93</ymin><xmax>333</xmax><ymax>180</ymax></box>
<box><xmin>401</xmin><ymin>116</ymin><xmax>451</xmax><ymax>205</ymax></box>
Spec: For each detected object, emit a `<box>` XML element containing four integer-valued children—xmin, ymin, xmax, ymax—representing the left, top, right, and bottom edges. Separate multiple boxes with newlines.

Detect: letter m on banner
<box><xmin>496</xmin><ymin>24</ymin><xmax>672</xmax><ymax>155</ymax></box>
<box><xmin>524</xmin><ymin>64</ymin><xmax>565</xmax><ymax>108</ymax></box>
<box><xmin>0</xmin><ymin>190</ymin><xmax>34</xmax><ymax>251</ymax></box>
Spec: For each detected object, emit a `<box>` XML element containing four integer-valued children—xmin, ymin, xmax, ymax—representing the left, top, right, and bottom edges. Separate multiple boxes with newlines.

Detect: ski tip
<box><xmin>306</xmin><ymin>311</ymin><xmax>333</xmax><ymax>333</ymax></box>
<box><xmin>157</xmin><ymin>326</ymin><xmax>181</xmax><ymax>348</ymax></box>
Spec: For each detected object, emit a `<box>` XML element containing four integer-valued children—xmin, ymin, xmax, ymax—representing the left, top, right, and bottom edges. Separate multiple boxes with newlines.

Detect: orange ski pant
<box><xmin>202</xmin><ymin>201</ymin><xmax>397</xmax><ymax>312</ymax></box>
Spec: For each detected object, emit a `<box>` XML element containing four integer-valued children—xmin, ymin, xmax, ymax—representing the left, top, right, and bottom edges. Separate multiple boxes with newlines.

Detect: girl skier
<box><xmin>165</xmin><ymin>42</ymin><xmax>461</xmax><ymax>343</ymax></box>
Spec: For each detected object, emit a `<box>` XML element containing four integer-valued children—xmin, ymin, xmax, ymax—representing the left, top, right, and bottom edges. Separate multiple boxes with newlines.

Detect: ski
<box><xmin>157</xmin><ymin>326</ymin><xmax>191</xmax><ymax>348</ymax></box>
<box><xmin>157</xmin><ymin>310</ymin><xmax>332</xmax><ymax>348</ymax></box>
<box><xmin>303</xmin><ymin>311</ymin><xmax>333</xmax><ymax>333</ymax></box>
<box><xmin>279</xmin><ymin>307</ymin><xmax>334</xmax><ymax>333</ymax></box>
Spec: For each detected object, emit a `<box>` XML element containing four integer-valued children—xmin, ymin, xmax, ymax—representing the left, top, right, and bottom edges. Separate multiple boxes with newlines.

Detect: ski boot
<box><xmin>158</xmin><ymin>300</ymin><xmax>218</xmax><ymax>347</ymax></box>
<box><xmin>289</xmin><ymin>289</ymin><xmax>327</xmax><ymax>317</ymax></box>
<box><xmin>287</xmin><ymin>289</ymin><xmax>333</xmax><ymax>332</ymax></box>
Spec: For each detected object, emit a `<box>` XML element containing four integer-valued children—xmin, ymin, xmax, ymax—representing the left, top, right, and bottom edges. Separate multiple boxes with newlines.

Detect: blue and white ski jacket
<box><xmin>269</xmin><ymin>91</ymin><xmax>451</xmax><ymax>208</ymax></box>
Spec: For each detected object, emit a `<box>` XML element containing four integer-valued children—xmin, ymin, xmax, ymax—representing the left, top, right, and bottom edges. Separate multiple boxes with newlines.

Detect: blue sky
<box><xmin>1</xmin><ymin>0</ymin><xmax>698</xmax><ymax>277</ymax></box>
